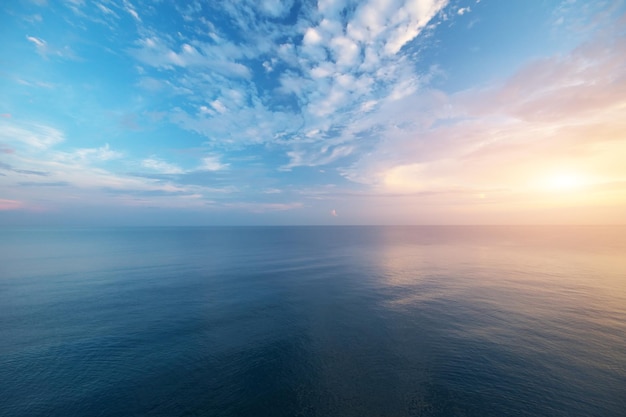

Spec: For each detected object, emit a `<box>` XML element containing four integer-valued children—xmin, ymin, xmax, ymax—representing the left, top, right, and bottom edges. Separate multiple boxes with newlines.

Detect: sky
<box><xmin>1</xmin><ymin>0</ymin><xmax>625</xmax><ymax>225</ymax></box>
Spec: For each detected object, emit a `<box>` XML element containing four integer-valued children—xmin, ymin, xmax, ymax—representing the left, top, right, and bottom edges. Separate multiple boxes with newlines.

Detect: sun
<box><xmin>546</xmin><ymin>172</ymin><xmax>586</xmax><ymax>191</ymax></box>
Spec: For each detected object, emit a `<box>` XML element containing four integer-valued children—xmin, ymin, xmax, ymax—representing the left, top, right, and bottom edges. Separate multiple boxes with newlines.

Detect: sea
<box><xmin>1</xmin><ymin>226</ymin><xmax>625</xmax><ymax>417</ymax></box>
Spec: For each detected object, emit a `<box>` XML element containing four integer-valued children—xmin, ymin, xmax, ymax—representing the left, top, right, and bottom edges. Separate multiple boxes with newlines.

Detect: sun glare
<box><xmin>546</xmin><ymin>173</ymin><xmax>586</xmax><ymax>191</ymax></box>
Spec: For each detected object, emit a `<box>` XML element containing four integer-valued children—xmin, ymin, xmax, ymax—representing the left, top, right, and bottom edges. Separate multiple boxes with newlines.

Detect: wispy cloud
<box><xmin>0</xmin><ymin>122</ymin><xmax>64</xmax><ymax>149</ymax></box>
<box><xmin>141</xmin><ymin>157</ymin><xmax>184</xmax><ymax>175</ymax></box>
<box><xmin>340</xmin><ymin>31</ymin><xmax>626</xmax><ymax>207</ymax></box>
<box><xmin>18</xmin><ymin>181</ymin><xmax>70</xmax><ymax>187</ymax></box>
<box><xmin>96</xmin><ymin>3</ymin><xmax>118</xmax><ymax>18</ymax></box>
<box><xmin>225</xmin><ymin>201</ymin><xmax>303</xmax><ymax>213</ymax></box>
<box><xmin>70</xmin><ymin>144</ymin><xmax>123</xmax><ymax>162</ymax></box>
<box><xmin>131</xmin><ymin>37</ymin><xmax>251</xmax><ymax>77</ymax></box>
<box><xmin>26</xmin><ymin>35</ymin><xmax>76</xmax><ymax>59</ymax></box>
<box><xmin>0</xmin><ymin>199</ymin><xmax>24</xmax><ymax>211</ymax></box>
<box><xmin>0</xmin><ymin>122</ymin><xmax>226</xmax><ymax>210</ymax></box>
<box><xmin>122</xmin><ymin>0</ymin><xmax>140</xmax><ymax>21</ymax></box>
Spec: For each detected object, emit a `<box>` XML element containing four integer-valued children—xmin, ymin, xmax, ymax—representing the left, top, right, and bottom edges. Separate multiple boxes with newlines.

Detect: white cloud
<box><xmin>26</xmin><ymin>35</ymin><xmax>45</xmax><ymax>48</ymax></box>
<box><xmin>71</xmin><ymin>144</ymin><xmax>123</xmax><ymax>161</ymax></box>
<box><xmin>303</xmin><ymin>27</ymin><xmax>323</xmax><ymax>45</ymax></box>
<box><xmin>26</xmin><ymin>35</ymin><xmax>47</xmax><ymax>56</ymax></box>
<box><xmin>0</xmin><ymin>123</ymin><xmax>245</xmax><ymax>212</ymax></box>
<box><xmin>26</xmin><ymin>35</ymin><xmax>76</xmax><ymax>59</ymax></box>
<box><xmin>131</xmin><ymin>37</ymin><xmax>251</xmax><ymax>78</ymax></box>
<box><xmin>282</xmin><ymin>145</ymin><xmax>354</xmax><ymax>170</ymax></box>
<box><xmin>330</xmin><ymin>36</ymin><xmax>360</xmax><ymax>68</ymax></box>
<box><xmin>171</xmin><ymin>100</ymin><xmax>301</xmax><ymax>146</ymax></box>
<box><xmin>262</xmin><ymin>60</ymin><xmax>275</xmax><ymax>72</ymax></box>
<box><xmin>211</xmin><ymin>100</ymin><xmax>228</xmax><ymax>114</ymax></box>
<box><xmin>123</xmin><ymin>0</ymin><xmax>140</xmax><ymax>21</ymax></box>
<box><xmin>43</xmin><ymin>144</ymin><xmax>124</xmax><ymax>166</ymax></box>
<box><xmin>97</xmin><ymin>3</ymin><xmax>119</xmax><ymax>17</ymax></box>
<box><xmin>200</xmin><ymin>155</ymin><xmax>228</xmax><ymax>171</ymax></box>
<box><xmin>0</xmin><ymin>122</ymin><xmax>64</xmax><ymax>149</ymax></box>
<box><xmin>259</xmin><ymin>0</ymin><xmax>294</xmax><ymax>17</ymax></box>
<box><xmin>123</xmin><ymin>0</ymin><xmax>450</xmax><ymax>172</ymax></box>
<box><xmin>64</xmin><ymin>0</ymin><xmax>84</xmax><ymax>13</ymax></box>
<box><xmin>141</xmin><ymin>157</ymin><xmax>184</xmax><ymax>174</ymax></box>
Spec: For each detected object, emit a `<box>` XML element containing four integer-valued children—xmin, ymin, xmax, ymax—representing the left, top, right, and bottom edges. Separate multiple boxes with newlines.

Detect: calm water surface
<box><xmin>1</xmin><ymin>226</ymin><xmax>625</xmax><ymax>416</ymax></box>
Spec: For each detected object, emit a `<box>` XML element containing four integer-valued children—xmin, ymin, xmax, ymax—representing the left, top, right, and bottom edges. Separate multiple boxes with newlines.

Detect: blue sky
<box><xmin>1</xmin><ymin>0</ymin><xmax>626</xmax><ymax>225</ymax></box>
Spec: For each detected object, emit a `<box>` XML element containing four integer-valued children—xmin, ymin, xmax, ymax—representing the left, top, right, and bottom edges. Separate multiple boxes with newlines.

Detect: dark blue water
<box><xmin>1</xmin><ymin>226</ymin><xmax>625</xmax><ymax>416</ymax></box>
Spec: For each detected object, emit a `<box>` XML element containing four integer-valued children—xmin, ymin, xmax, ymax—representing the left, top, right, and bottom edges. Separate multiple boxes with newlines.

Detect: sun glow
<box><xmin>549</xmin><ymin>173</ymin><xmax>583</xmax><ymax>190</ymax></box>
<box><xmin>544</xmin><ymin>172</ymin><xmax>588</xmax><ymax>191</ymax></box>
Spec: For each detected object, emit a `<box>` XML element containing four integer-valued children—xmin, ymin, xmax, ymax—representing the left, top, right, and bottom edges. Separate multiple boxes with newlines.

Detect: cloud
<box><xmin>124</xmin><ymin>0</ymin><xmax>449</xmax><ymax>170</ymax></box>
<box><xmin>96</xmin><ymin>3</ymin><xmax>119</xmax><ymax>18</ymax></box>
<box><xmin>18</xmin><ymin>181</ymin><xmax>70</xmax><ymax>187</ymax></box>
<box><xmin>170</xmin><ymin>102</ymin><xmax>300</xmax><ymax>146</ymax></box>
<box><xmin>282</xmin><ymin>145</ymin><xmax>355</xmax><ymax>170</ymax></box>
<box><xmin>460</xmin><ymin>39</ymin><xmax>626</xmax><ymax>123</ymax></box>
<box><xmin>26</xmin><ymin>35</ymin><xmax>76</xmax><ymax>59</ymax></box>
<box><xmin>258</xmin><ymin>0</ymin><xmax>294</xmax><ymax>17</ymax></box>
<box><xmin>69</xmin><ymin>144</ymin><xmax>124</xmax><ymax>162</ymax></box>
<box><xmin>26</xmin><ymin>35</ymin><xmax>47</xmax><ymax>54</ymax></box>
<box><xmin>338</xmin><ymin>31</ymin><xmax>626</xmax><ymax>208</ymax></box>
<box><xmin>200</xmin><ymin>155</ymin><xmax>228</xmax><ymax>171</ymax></box>
<box><xmin>346</xmin><ymin>0</ymin><xmax>448</xmax><ymax>55</ymax></box>
<box><xmin>139</xmin><ymin>154</ymin><xmax>228</xmax><ymax>176</ymax></box>
<box><xmin>131</xmin><ymin>37</ymin><xmax>251</xmax><ymax>78</ymax></box>
<box><xmin>141</xmin><ymin>157</ymin><xmax>184</xmax><ymax>175</ymax></box>
<box><xmin>1</xmin><ymin>161</ymin><xmax>48</xmax><ymax>176</ymax></box>
<box><xmin>0</xmin><ymin>122</ymin><xmax>256</xmax><ymax>213</ymax></box>
<box><xmin>12</xmin><ymin>169</ymin><xmax>49</xmax><ymax>176</ymax></box>
<box><xmin>0</xmin><ymin>122</ymin><xmax>64</xmax><ymax>149</ymax></box>
<box><xmin>122</xmin><ymin>0</ymin><xmax>140</xmax><ymax>21</ymax></box>
<box><xmin>225</xmin><ymin>201</ymin><xmax>303</xmax><ymax>213</ymax></box>
<box><xmin>331</xmin><ymin>208</ymin><xmax>338</xmax><ymax>217</ymax></box>
<box><xmin>0</xmin><ymin>199</ymin><xmax>23</xmax><ymax>211</ymax></box>
<box><xmin>5</xmin><ymin>0</ymin><xmax>625</xmax><ymax>224</ymax></box>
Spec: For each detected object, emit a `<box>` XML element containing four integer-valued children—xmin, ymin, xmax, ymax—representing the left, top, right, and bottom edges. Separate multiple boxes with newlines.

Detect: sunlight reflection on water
<box><xmin>1</xmin><ymin>226</ymin><xmax>625</xmax><ymax>416</ymax></box>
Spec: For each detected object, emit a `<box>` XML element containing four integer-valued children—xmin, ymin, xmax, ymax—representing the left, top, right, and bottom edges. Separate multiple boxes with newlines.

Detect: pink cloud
<box><xmin>458</xmin><ymin>35</ymin><xmax>626</xmax><ymax>123</ymax></box>
<box><xmin>0</xmin><ymin>199</ymin><xmax>23</xmax><ymax>211</ymax></box>
<box><xmin>340</xmin><ymin>27</ymin><xmax>626</xmax><ymax>215</ymax></box>
<box><xmin>1</xmin><ymin>113</ymin><xmax>11</xmax><ymax>118</ymax></box>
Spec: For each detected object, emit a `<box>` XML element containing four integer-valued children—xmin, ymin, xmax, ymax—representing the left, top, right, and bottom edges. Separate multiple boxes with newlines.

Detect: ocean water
<box><xmin>1</xmin><ymin>226</ymin><xmax>625</xmax><ymax>417</ymax></box>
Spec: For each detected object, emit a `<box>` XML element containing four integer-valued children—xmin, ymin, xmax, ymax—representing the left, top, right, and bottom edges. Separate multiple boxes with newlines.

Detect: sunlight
<box><xmin>545</xmin><ymin>172</ymin><xmax>587</xmax><ymax>191</ymax></box>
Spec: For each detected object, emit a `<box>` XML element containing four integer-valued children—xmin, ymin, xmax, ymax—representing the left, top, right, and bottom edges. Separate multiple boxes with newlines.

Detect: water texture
<box><xmin>1</xmin><ymin>226</ymin><xmax>625</xmax><ymax>416</ymax></box>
